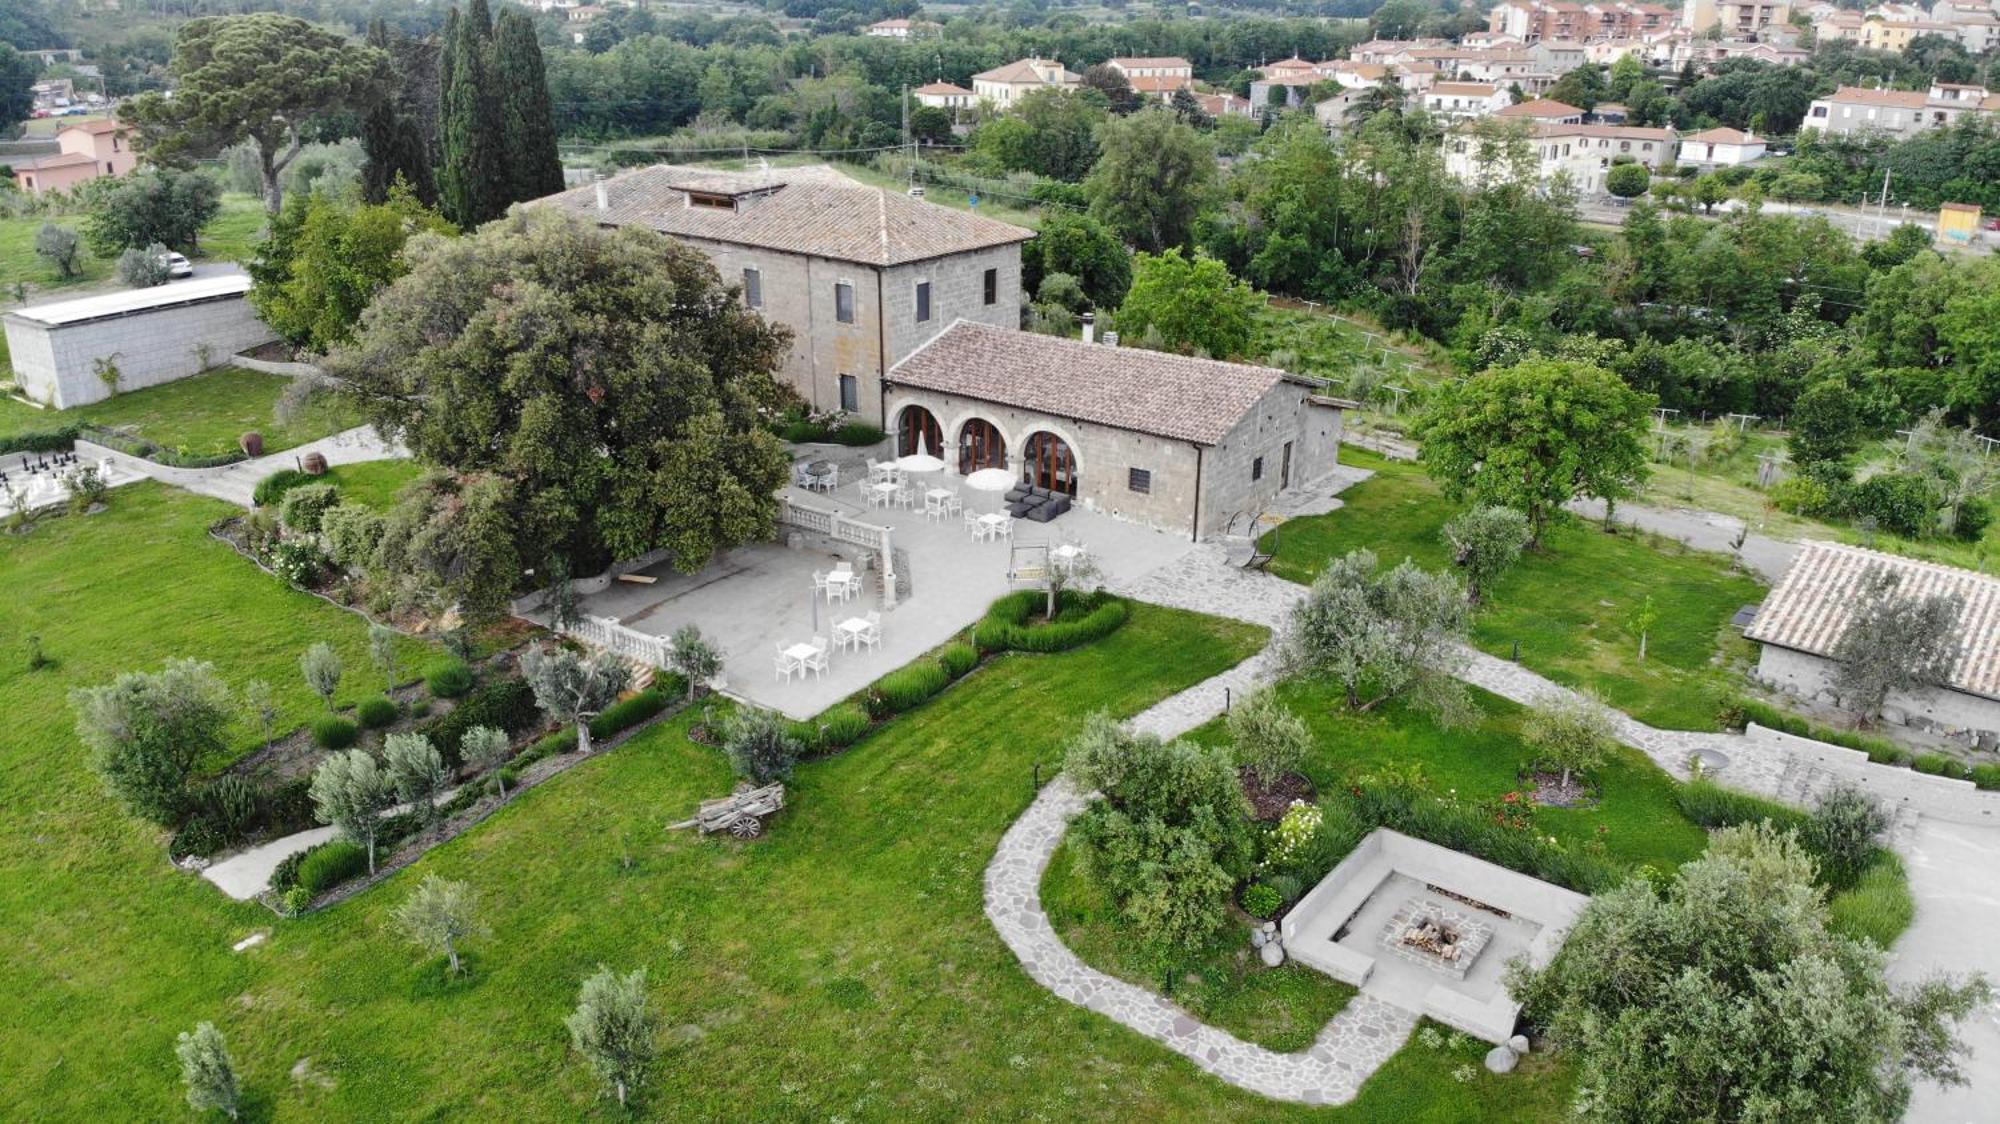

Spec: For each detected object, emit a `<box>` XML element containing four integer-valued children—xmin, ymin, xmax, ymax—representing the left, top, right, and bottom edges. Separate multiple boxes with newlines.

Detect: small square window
<box><xmin>743</xmin><ymin>267</ymin><xmax>762</xmax><ymax>310</ymax></box>
<box><xmin>839</xmin><ymin>374</ymin><xmax>859</xmax><ymax>413</ymax></box>
<box><xmin>835</xmin><ymin>281</ymin><xmax>855</xmax><ymax>324</ymax></box>
<box><xmin>916</xmin><ymin>280</ymin><xmax>931</xmax><ymax>323</ymax></box>
<box><xmin>1128</xmin><ymin>467</ymin><xmax>1152</xmax><ymax>494</ymax></box>
<box><xmin>982</xmin><ymin>268</ymin><xmax>997</xmax><ymax>305</ymax></box>
<box><xmin>1251</xmin><ymin>456</ymin><xmax>1264</xmax><ymax>482</ymax></box>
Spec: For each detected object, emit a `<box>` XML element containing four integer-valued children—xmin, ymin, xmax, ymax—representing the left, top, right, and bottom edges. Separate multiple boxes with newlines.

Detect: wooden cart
<box><xmin>670</xmin><ymin>783</ymin><xmax>786</xmax><ymax>838</ymax></box>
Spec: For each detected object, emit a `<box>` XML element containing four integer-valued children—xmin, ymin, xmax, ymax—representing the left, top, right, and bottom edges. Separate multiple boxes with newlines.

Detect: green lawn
<box><xmin>319</xmin><ymin>458</ymin><xmax>424</xmax><ymax>510</ymax></box>
<box><xmin>0</xmin><ymin>367</ymin><xmax>363</xmax><ymax>456</ymax></box>
<box><xmin>0</xmin><ymin>193</ymin><xmax>264</xmax><ymax>295</ymax></box>
<box><xmin>1263</xmin><ymin>449</ymin><xmax>1766</xmax><ymax>731</ymax></box>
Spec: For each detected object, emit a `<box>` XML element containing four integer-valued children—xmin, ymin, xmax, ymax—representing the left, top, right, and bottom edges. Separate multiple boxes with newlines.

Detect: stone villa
<box><xmin>540</xmin><ymin>164</ymin><xmax>1033</xmax><ymax>425</ymax></box>
<box><xmin>884</xmin><ymin>321</ymin><xmax>1353</xmax><ymax>540</ymax></box>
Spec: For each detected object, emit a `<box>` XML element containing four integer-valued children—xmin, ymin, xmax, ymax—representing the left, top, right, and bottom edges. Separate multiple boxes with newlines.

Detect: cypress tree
<box><xmin>360</xmin><ymin>20</ymin><xmax>438</xmax><ymax>206</ymax></box>
<box><xmin>438</xmin><ymin>6</ymin><xmax>502</xmax><ymax>228</ymax></box>
<box><xmin>494</xmin><ymin>11</ymin><xmax>565</xmax><ymax>205</ymax></box>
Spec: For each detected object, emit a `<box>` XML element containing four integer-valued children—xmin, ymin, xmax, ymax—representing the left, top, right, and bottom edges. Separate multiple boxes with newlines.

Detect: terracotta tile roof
<box><xmin>1682</xmin><ymin>126</ymin><xmax>1759</xmax><ymax>144</ymax></box>
<box><xmin>1747</xmin><ymin>541</ymin><xmax>2000</xmax><ymax>700</ymax></box>
<box><xmin>15</xmin><ymin>152</ymin><xmax>98</xmax><ymax>170</ymax></box>
<box><xmin>1496</xmin><ymin>98</ymin><xmax>1584</xmax><ymax>118</ymax></box>
<box><xmin>886</xmin><ymin>321</ymin><xmax>1306</xmax><ymax>445</ymax></box>
<box><xmin>1820</xmin><ymin>85</ymin><xmax>1929</xmax><ymax>109</ymax></box>
<box><xmin>1108</xmin><ymin>56</ymin><xmax>1193</xmax><ymax>69</ymax></box>
<box><xmin>64</xmin><ymin>118</ymin><xmax>130</xmax><ymax>135</ymax></box>
<box><xmin>1263</xmin><ymin>56</ymin><xmax>1318</xmax><ymax>72</ymax></box>
<box><xmin>537</xmin><ymin>164</ymin><xmax>1034</xmax><ymax>268</ymax></box>
<box><xmin>1430</xmin><ymin>81</ymin><xmax>1500</xmax><ymax>97</ymax></box>
<box><xmin>1126</xmin><ymin>74</ymin><xmax>1193</xmax><ymax>93</ymax></box>
<box><xmin>973</xmin><ymin>58</ymin><xmax>1078</xmax><ymax>85</ymax></box>
<box><xmin>914</xmin><ymin>81</ymin><xmax>972</xmax><ymax>95</ymax></box>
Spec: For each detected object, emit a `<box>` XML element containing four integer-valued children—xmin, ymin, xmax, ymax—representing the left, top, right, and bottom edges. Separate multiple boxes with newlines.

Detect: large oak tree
<box><xmin>122</xmin><ymin>14</ymin><xmax>390</xmax><ymax>215</ymax></box>
<box><xmin>326</xmin><ymin>207</ymin><xmax>792</xmax><ymax>605</ymax></box>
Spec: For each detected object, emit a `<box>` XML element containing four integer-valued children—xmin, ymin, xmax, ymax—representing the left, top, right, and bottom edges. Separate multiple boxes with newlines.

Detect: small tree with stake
<box><xmin>300</xmin><ymin>641</ymin><xmax>342</xmax><ymax>711</ymax></box>
<box><xmin>369</xmin><ymin>622</ymin><xmax>402</xmax><ymax>689</ymax></box>
<box><xmin>1440</xmin><ymin>505</ymin><xmax>1531</xmax><ymax>606</ymax></box>
<box><xmin>1629</xmin><ymin>594</ymin><xmax>1659</xmax><ymax>661</ymax></box>
<box><xmin>391</xmin><ymin>874</ymin><xmax>489</xmax><ymax>977</ymax></box>
<box><xmin>460</xmin><ymin>725</ymin><xmax>514</xmax><ymax>795</ymax></box>
<box><xmin>668</xmin><ymin>625</ymin><xmax>720</xmax><ymax>701</ymax></box>
<box><xmin>566</xmin><ymin>965</ymin><xmax>658</xmax><ymax>1109</ymax></box>
<box><xmin>309</xmin><ymin>748</ymin><xmax>396</xmax><ymax>872</ymax></box>
<box><xmin>521</xmin><ymin>644</ymin><xmax>631</xmax><ymax>755</ymax></box>
<box><xmin>1522</xmin><ymin>691</ymin><xmax>1616</xmax><ymax>793</ymax></box>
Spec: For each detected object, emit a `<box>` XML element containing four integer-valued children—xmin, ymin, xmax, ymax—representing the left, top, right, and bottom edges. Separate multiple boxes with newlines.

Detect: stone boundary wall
<box><xmin>1745</xmin><ymin>722</ymin><xmax>2000</xmax><ymax>826</ymax></box>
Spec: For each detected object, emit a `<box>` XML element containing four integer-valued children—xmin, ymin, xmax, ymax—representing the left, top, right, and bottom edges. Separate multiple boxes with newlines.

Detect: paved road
<box><xmin>1567</xmin><ymin>495</ymin><xmax>1800</xmax><ymax>584</ymax></box>
<box><xmin>1894</xmin><ymin>818</ymin><xmax>2000</xmax><ymax>1124</ymax></box>
<box><xmin>79</xmin><ymin>425</ymin><xmax>403</xmax><ymax>508</ymax></box>
<box><xmin>1577</xmin><ymin>197</ymin><xmax>1995</xmax><ymax>256</ymax></box>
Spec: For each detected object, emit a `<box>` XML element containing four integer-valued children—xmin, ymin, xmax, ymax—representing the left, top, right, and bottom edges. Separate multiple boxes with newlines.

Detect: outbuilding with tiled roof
<box><xmin>1748</xmin><ymin>541</ymin><xmax>2000</xmax><ymax>738</ymax></box>
<box><xmin>882</xmin><ymin>321</ymin><xmax>1354</xmax><ymax>539</ymax></box>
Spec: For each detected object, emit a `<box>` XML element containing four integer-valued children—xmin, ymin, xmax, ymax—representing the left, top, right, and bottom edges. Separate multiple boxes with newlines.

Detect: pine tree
<box><xmin>361</xmin><ymin>20</ymin><xmax>438</xmax><ymax>206</ymax></box>
<box><xmin>494</xmin><ymin>10</ymin><xmax>564</xmax><ymax>205</ymax></box>
<box><xmin>438</xmin><ymin>5</ymin><xmax>503</xmax><ymax>228</ymax></box>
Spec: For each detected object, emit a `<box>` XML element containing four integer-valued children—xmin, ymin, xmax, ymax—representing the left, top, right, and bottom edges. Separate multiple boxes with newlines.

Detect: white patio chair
<box><xmin>945</xmin><ymin>492</ymin><xmax>964</xmax><ymax>518</ymax></box>
<box><xmin>804</xmin><ymin>636</ymin><xmax>831</xmax><ymax>679</ymax></box>
<box><xmin>791</xmin><ymin>463</ymin><xmax>813</xmax><ymax>489</ymax></box>
<box><xmin>963</xmin><ymin>510</ymin><xmax>981</xmax><ymax>538</ymax></box>
<box><xmin>862</xmin><ymin>610</ymin><xmax>882</xmax><ymax>651</ymax></box>
<box><xmin>833</xmin><ymin>622</ymin><xmax>857</xmax><ymax>654</ymax></box>
<box><xmin>828</xmin><ymin>573</ymin><xmax>854</xmax><ymax>605</ymax></box>
<box><xmin>811</xmin><ymin>569</ymin><xmax>829</xmax><ymax>599</ymax></box>
<box><xmin>774</xmin><ymin>644</ymin><xmax>800</xmax><ymax>683</ymax></box>
<box><xmin>820</xmin><ymin>465</ymin><xmax>840</xmax><ymax>492</ymax></box>
<box><xmin>995</xmin><ymin>515</ymin><xmax>1014</xmax><ymax>540</ymax></box>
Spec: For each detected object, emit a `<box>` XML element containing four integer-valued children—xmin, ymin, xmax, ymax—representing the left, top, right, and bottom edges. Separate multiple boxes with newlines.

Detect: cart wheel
<box><xmin>730</xmin><ymin>816</ymin><xmax>762</xmax><ymax>839</ymax></box>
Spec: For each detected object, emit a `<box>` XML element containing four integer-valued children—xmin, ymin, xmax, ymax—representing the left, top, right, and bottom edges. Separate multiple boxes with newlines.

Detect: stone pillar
<box><xmin>879</xmin><ymin>527</ymin><xmax>898</xmax><ymax>607</ymax></box>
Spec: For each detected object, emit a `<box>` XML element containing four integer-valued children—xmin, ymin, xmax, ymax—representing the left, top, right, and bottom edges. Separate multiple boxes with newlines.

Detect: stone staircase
<box><xmin>1769</xmin><ymin>754</ymin><xmax>1924</xmax><ymax>847</ymax></box>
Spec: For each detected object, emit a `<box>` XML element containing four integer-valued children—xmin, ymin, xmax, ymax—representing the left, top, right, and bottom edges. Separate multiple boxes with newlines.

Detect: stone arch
<box><xmin>895</xmin><ymin>403</ymin><xmax>944</xmax><ymax>458</ymax></box>
<box><xmin>1021</xmin><ymin>429</ymin><xmax>1080</xmax><ymax>496</ymax></box>
<box><xmin>954</xmin><ymin>414</ymin><xmax>1011</xmax><ymax>475</ymax></box>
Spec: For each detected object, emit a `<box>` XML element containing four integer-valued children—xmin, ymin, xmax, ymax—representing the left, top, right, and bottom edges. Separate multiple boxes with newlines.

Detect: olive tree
<box><xmin>1830</xmin><ymin>566</ymin><xmax>1963</xmax><ymax>725</ymax></box>
<box><xmin>1278</xmin><ymin>549</ymin><xmax>1472</xmax><ymax>725</ymax></box>
<box><xmin>70</xmin><ymin>658</ymin><xmax>235</xmax><ymax>825</ymax></box>
<box><xmin>1226</xmin><ymin>687</ymin><xmax>1311</xmax><ymax>787</ymax></box>
<box><xmin>300</xmin><ymin>642</ymin><xmax>343</xmax><ymax>711</ymax></box>
<box><xmin>520</xmin><ymin>644</ymin><xmax>631</xmax><ymax>755</ymax></box>
<box><xmin>369</xmin><ymin>622</ymin><xmax>402</xmax><ymax>689</ymax></box>
<box><xmin>175</xmin><ymin>1021</ymin><xmax>240</xmax><ymax>1120</ymax></box>
<box><xmin>309</xmin><ymin>748</ymin><xmax>396</xmax><ymax>872</ymax></box>
<box><xmin>33</xmin><ymin>222</ymin><xmax>82</xmax><ymax>280</ymax></box>
<box><xmin>1511</xmin><ymin>823</ymin><xmax>1989</xmax><ymax>1122</ymax></box>
<box><xmin>565</xmin><ymin>965</ymin><xmax>658</xmax><ymax>1109</ymax></box>
<box><xmin>460</xmin><ymin>725</ymin><xmax>515</xmax><ymax>795</ymax></box>
<box><xmin>1440</xmin><ymin>505</ymin><xmax>1531</xmax><ymax>605</ymax></box>
<box><xmin>721</xmin><ymin>706</ymin><xmax>802</xmax><ymax>785</ymax></box>
<box><xmin>668</xmin><ymin>624</ymin><xmax>720</xmax><ymax>701</ymax></box>
<box><xmin>382</xmin><ymin>732</ymin><xmax>448</xmax><ymax>824</ymax></box>
<box><xmin>1521</xmin><ymin>690</ymin><xmax>1616</xmax><ymax>790</ymax></box>
<box><xmin>390</xmin><ymin>874</ymin><xmax>489</xmax><ymax>976</ymax></box>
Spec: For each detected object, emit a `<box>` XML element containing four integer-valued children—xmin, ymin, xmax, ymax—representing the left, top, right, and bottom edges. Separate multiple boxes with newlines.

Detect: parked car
<box><xmin>157</xmin><ymin>251</ymin><xmax>194</xmax><ymax>279</ymax></box>
<box><xmin>1984</xmin><ymin>217</ymin><xmax>2000</xmax><ymax>232</ymax></box>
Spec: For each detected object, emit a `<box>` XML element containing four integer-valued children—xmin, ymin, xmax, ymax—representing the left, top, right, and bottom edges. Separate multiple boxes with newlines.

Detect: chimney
<box><xmin>1081</xmin><ymin>311</ymin><xmax>1095</xmax><ymax>344</ymax></box>
<box><xmin>593</xmin><ymin>173</ymin><xmax>607</xmax><ymax>212</ymax></box>
<box><xmin>1104</xmin><ymin>330</ymin><xmax>1120</xmax><ymax>348</ymax></box>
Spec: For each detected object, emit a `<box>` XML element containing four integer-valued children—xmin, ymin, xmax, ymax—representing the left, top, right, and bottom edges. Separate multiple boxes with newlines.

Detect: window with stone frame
<box><xmin>836</xmin><ymin>281</ymin><xmax>855</xmax><ymax>324</ymax></box>
<box><xmin>1128</xmin><ymin>467</ymin><xmax>1152</xmax><ymax>494</ymax></box>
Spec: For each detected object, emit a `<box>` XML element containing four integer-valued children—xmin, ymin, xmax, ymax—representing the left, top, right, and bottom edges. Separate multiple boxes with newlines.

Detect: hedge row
<box><xmin>1674</xmin><ymin>778</ymin><xmax>1812</xmax><ymax>835</ymax></box>
<box><xmin>1339</xmin><ymin>783</ymin><xmax>1624</xmax><ymax>895</ymax></box>
<box><xmin>80</xmin><ymin>425</ymin><xmax>243</xmax><ymax>468</ymax></box>
<box><xmin>0</xmin><ymin>426</ymin><xmax>80</xmax><ymax>455</ymax></box>
<box><xmin>1735</xmin><ymin>697</ymin><xmax>1997</xmax><ymax>790</ymax></box>
<box><xmin>972</xmin><ymin>590</ymin><xmax>1129</xmax><ymax>655</ymax></box>
<box><xmin>499</xmin><ymin>686</ymin><xmax>679</xmax><ymax>787</ymax></box>
<box><xmin>416</xmin><ymin>677</ymin><xmax>540</xmax><ymax>767</ymax></box>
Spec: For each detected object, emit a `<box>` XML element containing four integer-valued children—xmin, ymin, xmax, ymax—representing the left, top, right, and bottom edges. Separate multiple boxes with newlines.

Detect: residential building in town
<box><xmin>913</xmin><ymin>81</ymin><xmax>976</xmax><ymax>110</ymax></box>
<box><xmin>1496</xmin><ymin>97</ymin><xmax>1586</xmax><ymax>123</ymax></box>
<box><xmin>1486</xmin><ymin>0</ymin><xmax>1677</xmax><ymax>42</ymax></box>
<box><xmin>1105</xmin><ymin>56</ymin><xmax>1195</xmax><ymax>99</ymax></box>
<box><xmin>10</xmin><ymin>119</ymin><xmax>139</xmax><ymax>195</ymax></box>
<box><xmin>1249</xmin><ymin>72</ymin><xmax>1322</xmax><ymax>111</ymax></box>
<box><xmin>1677</xmin><ymin>126</ymin><xmax>1767</xmax><ymax>166</ymax></box>
<box><xmin>1801</xmin><ymin>84</ymin><xmax>1997</xmax><ymax>139</ymax></box>
<box><xmin>1423</xmin><ymin>81</ymin><xmax>1513</xmax><ymax>119</ymax></box>
<box><xmin>866</xmin><ymin>18</ymin><xmax>938</xmax><ymax>37</ymax></box>
<box><xmin>1681</xmin><ymin>0</ymin><xmax>1794</xmax><ymax>34</ymax></box>
<box><xmin>971</xmin><ymin>58</ymin><xmax>1081</xmax><ymax>107</ymax></box>
<box><xmin>1446</xmin><ymin>119</ymin><xmax>1677</xmax><ymax>193</ymax></box>
<box><xmin>539</xmin><ymin>165</ymin><xmax>1034</xmax><ymax>426</ymax></box>
<box><xmin>1747</xmin><ymin>542</ymin><xmax>2000</xmax><ymax>742</ymax></box>
<box><xmin>1197</xmin><ymin>91</ymin><xmax>1256</xmax><ymax>118</ymax></box>
<box><xmin>882</xmin><ymin>321</ymin><xmax>1352</xmax><ymax>540</ymax></box>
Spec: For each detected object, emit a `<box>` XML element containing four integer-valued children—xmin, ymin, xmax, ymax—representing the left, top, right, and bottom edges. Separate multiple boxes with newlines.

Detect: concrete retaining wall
<box><xmin>5</xmin><ymin>292</ymin><xmax>275</xmax><ymax>409</ymax></box>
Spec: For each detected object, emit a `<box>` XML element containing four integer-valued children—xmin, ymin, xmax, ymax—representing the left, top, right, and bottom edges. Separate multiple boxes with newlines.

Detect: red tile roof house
<box><xmin>11</xmin><ymin>119</ymin><xmax>140</xmax><ymax>195</ymax></box>
<box><xmin>1747</xmin><ymin>541</ymin><xmax>2000</xmax><ymax>744</ymax></box>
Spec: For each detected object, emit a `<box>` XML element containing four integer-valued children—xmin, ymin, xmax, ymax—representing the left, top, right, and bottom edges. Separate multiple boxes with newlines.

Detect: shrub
<box><xmin>415</xmin><ymin>676</ymin><xmax>539</xmax><ymax>766</ymax></box>
<box><xmin>940</xmin><ymin>641</ymin><xmax>979</xmax><ymax>680</ymax></box>
<box><xmin>1674</xmin><ymin>778</ymin><xmax>1810</xmax><ymax>835</ymax></box>
<box><xmin>271</xmin><ymin>847</ymin><xmax>310</xmax><ymax>893</ymax></box>
<box><xmin>510</xmin><ymin>727</ymin><xmax>578</xmax><ymax>773</ymax></box>
<box><xmin>723</xmin><ymin>707</ymin><xmax>803</xmax><ymax>785</ymax></box>
<box><xmin>0</xmin><ymin>426</ymin><xmax>81</xmax><ymax>456</ymax></box>
<box><xmin>262</xmin><ymin>778</ymin><xmax>316</xmax><ymax>836</ymax></box>
<box><xmin>589</xmin><ymin>689</ymin><xmax>667</xmax><ymax>740</ymax></box>
<box><xmin>1241</xmin><ymin>882</ymin><xmax>1283</xmax><ymax>919</ymax></box>
<box><xmin>815</xmin><ymin>703</ymin><xmax>871</xmax><ymax>749</ymax></box>
<box><xmin>168</xmin><ymin>814</ymin><xmax>226</xmax><ymax>860</ymax></box>
<box><xmin>1845</xmin><ymin>472</ymin><xmax>1941</xmax><ymax>539</ymax></box>
<box><xmin>426</xmin><ymin>659</ymin><xmax>475</xmax><ymax>699</ymax></box>
<box><xmin>253</xmin><ymin>468</ymin><xmax>316</xmax><ymax>507</ymax></box>
<box><xmin>830</xmin><ymin>422</ymin><xmax>887</xmax><ymax>447</ymax></box>
<box><xmin>1953</xmin><ymin>496</ymin><xmax>1992</xmax><ymax>542</ymax></box>
<box><xmin>1229</xmin><ymin>688</ymin><xmax>1311</xmax><ymax>787</ymax></box>
<box><xmin>973</xmin><ymin>590</ymin><xmax>1128</xmax><ymax>654</ymax></box>
<box><xmin>295</xmin><ymin>839</ymin><xmax>369</xmax><ymax>896</ymax></box>
<box><xmin>278</xmin><ymin>483</ymin><xmax>341</xmax><ymax>533</ymax></box>
<box><xmin>1827</xmin><ymin>852</ymin><xmax>1916</xmax><ymax>948</ymax></box>
<box><xmin>269</xmin><ymin>539</ymin><xmax>327</xmax><ymax>587</ymax></box>
<box><xmin>357</xmin><ymin>695</ymin><xmax>399</xmax><ymax>729</ymax></box>
<box><xmin>1913</xmin><ymin>752</ymin><xmax>1967</xmax><ymax>778</ymax></box>
<box><xmin>320</xmin><ymin>503</ymin><xmax>385</xmax><ymax>568</ymax></box>
<box><xmin>311</xmin><ymin>715</ymin><xmax>358</xmax><ymax>750</ymax></box>
<box><xmin>1804</xmin><ymin>785</ymin><xmax>1889</xmax><ymax>891</ymax></box>
<box><xmin>1341</xmin><ymin>783</ymin><xmax>1620</xmax><ymax>894</ymax></box>
<box><xmin>869</xmin><ymin>661</ymin><xmax>950</xmax><ymax>717</ymax></box>
<box><xmin>1970</xmin><ymin>763</ymin><xmax>2000</xmax><ymax>791</ymax></box>
<box><xmin>200</xmin><ymin>775</ymin><xmax>260</xmax><ymax>841</ymax></box>
<box><xmin>1735</xmin><ymin>698</ymin><xmax>1905</xmax><ymax>763</ymax></box>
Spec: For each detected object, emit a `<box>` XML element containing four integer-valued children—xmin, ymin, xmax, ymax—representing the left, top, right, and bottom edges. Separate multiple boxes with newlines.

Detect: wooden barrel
<box><xmin>301</xmin><ymin>451</ymin><xmax>329</xmax><ymax>475</ymax></box>
<box><xmin>239</xmin><ymin>432</ymin><xmax>264</xmax><ymax>457</ymax></box>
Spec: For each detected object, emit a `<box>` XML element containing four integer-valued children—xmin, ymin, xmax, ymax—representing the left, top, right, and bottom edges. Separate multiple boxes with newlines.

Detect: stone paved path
<box><xmin>985</xmin><ymin>777</ymin><xmax>1418</xmax><ymax>1104</ymax></box>
<box><xmin>78</xmin><ymin>425</ymin><xmax>404</xmax><ymax>508</ymax></box>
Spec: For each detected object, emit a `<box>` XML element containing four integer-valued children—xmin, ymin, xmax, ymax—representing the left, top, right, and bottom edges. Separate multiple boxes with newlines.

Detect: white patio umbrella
<box><xmin>964</xmin><ymin>466</ymin><xmax>1014</xmax><ymax>512</ymax></box>
<box><xmin>894</xmin><ymin>452</ymin><xmax>947</xmax><ymax>475</ymax></box>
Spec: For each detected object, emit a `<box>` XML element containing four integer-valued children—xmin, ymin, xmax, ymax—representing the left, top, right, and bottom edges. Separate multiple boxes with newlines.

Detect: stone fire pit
<box><xmin>1379</xmin><ymin>899</ymin><xmax>1495</xmax><ymax>981</ymax></box>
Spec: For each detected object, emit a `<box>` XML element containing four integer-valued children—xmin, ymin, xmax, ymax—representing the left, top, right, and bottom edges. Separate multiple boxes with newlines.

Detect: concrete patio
<box><xmin>571</xmin><ymin>456</ymin><xmax>1202</xmax><ymax>720</ymax></box>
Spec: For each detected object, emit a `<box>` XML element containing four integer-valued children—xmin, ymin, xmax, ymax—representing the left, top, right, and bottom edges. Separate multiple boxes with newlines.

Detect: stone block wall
<box><xmin>1754</xmin><ymin>643</ymin><xmax>2000</xmax><ymax>743</ymax></box>
<box><xmin>6</xmin><ymin>294</ymin><xmax>275</xmax><ymax>409</ymax></box>
<box><xmin>1199</xmin><ymin>387</ymin><xmax>1345</xmax><ymax>539</ymax></box>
